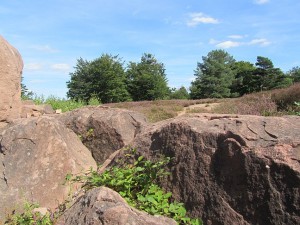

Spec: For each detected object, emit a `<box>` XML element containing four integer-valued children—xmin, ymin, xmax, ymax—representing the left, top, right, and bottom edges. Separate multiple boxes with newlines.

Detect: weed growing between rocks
<box><xmin>67</xmin><ymin>148</ymin><xmax>202</xmax><ymax>225</ymax></box>
<box><xmin>5</xmin><ymin>202</ymin><xmax>52</xmax><ymax>225</ymax></box>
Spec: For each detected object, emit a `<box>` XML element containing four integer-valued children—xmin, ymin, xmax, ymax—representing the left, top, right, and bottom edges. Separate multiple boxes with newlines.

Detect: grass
<box><xmin>105</xmin><ymin>99</ymin><xmax>222</xmax><ymax>122</ymax></box>
<box><xmin>28</xmin><ymin>95</ymin><xmax>100</xmax><ymax>113</ymax></box>
<box><xmin>24</xmin><ymin>83</ymin><xmax>300</xmax><ymax>119</ymax></box>
<box><xmin>213</xmin><ymin>83</ymin><xmax>300</xmax><ymax>116</ymax></box>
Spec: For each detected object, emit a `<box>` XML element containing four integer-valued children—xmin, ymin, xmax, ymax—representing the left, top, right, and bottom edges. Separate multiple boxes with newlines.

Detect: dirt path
<box><xmin>177</xmin><ymin>103</ymin><xmax>220</xmax><ymax>116</ymax></box>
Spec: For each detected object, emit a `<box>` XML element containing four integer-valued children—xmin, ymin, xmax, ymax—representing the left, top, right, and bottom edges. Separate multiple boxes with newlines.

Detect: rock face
<box><xmin>56</xmin><ymin>106</ymin><xmax>147</xmax><ymax>164</ymax></box>
<box><xmin>0</xmin><ymin>116</ymin><xmax>97</xmax><ymax>222</ymax></box>
<box><xmin>0</xmin><ymin>35</ymin><xmax>23</xmax><ymax>122</ymax></box>
<box><xmin>21</xmin><ymin>101</ymin><xmax>55</xmax><ymax>118</ymax></box>
<box><xmin>57</xmin><ymin>187</ymin><xmax>177</xmax><ymax>225</ymax></box>
<box><xmin>125</xmin><ymin>114</ymin><xmax>300</xmax><ymax>225</ymax></box>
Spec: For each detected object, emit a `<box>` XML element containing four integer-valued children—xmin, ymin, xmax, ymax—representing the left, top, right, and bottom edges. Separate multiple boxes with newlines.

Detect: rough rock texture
<box><xmin>123</xmin><ymin>114</ymin><xmax>300</xmax><ymax>225</ymax></box>
<box><xmin>57</xmin><ymin>187</ymin><xmax>177</xmax><ymax>225</ymax></box>
<box><xmin>0</xmin><ymin>116</ymin><xmax>97</xmax><ymax>222</ymax></box>
<box><xmin>0</xmin><ymin>35</ymin><xmax>23</xmax><ymax>122</ymax></box>
<box><xmin>21</xmin><ymin>102</ymin><xmax>55</xmax><ymax>118</ymax></box>
<box><xmin>56</xmin><ymin>106</ymin><xmax>147</xmax><ymax>164</ymax></box>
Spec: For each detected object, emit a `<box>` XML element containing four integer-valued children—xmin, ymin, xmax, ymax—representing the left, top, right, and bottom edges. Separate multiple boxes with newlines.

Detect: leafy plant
<box><xmin>67</xmin><ymin>148</ymin><xmax>202</xmax><ymax>225</ymax></box>
<box><xmin>295</xmin><ymin>101</ymin><xmax>300</xmax><ymax>115</ymax></box>
<box><xmin>5</xmin><ymin>202</ymin><xmax>53</xmax><ymax>225</ymax></box>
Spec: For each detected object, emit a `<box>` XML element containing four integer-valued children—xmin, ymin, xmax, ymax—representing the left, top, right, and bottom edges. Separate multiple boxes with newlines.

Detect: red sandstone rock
<box><xmin>111</xmin><ymin>114</ymin><xmax>300</xmax><ymax>225</ymax></box>
<box><xmin>0</xmin><ymin>35</ymin><xmax>23</xmax><ymax>121</ymax></box>
<box><xmin>0</xmin><ymin>116</ymin><xmax>97</xmax><ymax>223</ymax></box>
<box><xmin>56</xmin><ymin>187</ymin><xmax>177</xmax><ymax>225</ymax></box>
<box><xmin>56</xmin><ymin>106</ymin><xmax>147</xmax><ymax>164</ymax></box>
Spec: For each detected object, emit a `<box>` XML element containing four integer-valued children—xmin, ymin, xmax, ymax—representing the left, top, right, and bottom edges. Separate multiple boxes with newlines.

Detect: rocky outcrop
<box><xmin>0</xmin><ymin>116</ymin><xmax>97</xmax><ymax>223</ymax></box>
<box><xmin>0</xmin><ymin>35</ymin><xmax>23</xmax><ymax>122</ymax></box>
<box><xmin>116</xmin><ymin>114</ymin><xmax>300</xmax><ymax>225</ymax></box>
<box><xmin>21</xmin><ymin>100</ymin><xmax>55</xmax><ymax>118</ymax></box>
<box><xmin>57</xmin><ymin>187</ymin><xmax>177</xmax><ymax>225</ymax></box>
<box><xmin>56</xmin><ymin>106</ymin><xmax>147</xmax><ymax>164</ymax></box>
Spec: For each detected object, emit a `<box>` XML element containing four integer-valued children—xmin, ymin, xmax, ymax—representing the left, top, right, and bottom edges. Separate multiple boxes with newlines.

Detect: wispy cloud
<box><xmin>30</xmin><ymin>45</ymin><xmax>59</xmax><ymax>53</ymax></box>
<box><xmin>228</xmin><ymin>35</ymin><xmax>245</xmax><ymax>39</ymax></box>
<box><xmin>51</xmin><ymin>63</ymin><xmax>71</xmax><ymax>72</ymax></box>
<box><xmin>253</xmin><ymin>0</ymin><xmax>270</xmax><ymax>5</ymax></box>
<box><xmin>216</xmin><ymin>41</ymin><xmax>242</xmax><ymax>49</ymax></box>
<box><xmin>187</xmin><ymin>13</ymin><xmax>219</xmax><ymax>26</ymax></box>
<box><xmin>212</xmin><ymin>37</ymin><xmax>271</xmax><ymax>49</ymax></box>
<box><xmin>24</xmin><ymin>63</ymin><xmax>43</xmax><ymax>71</ymax></box>
<box><xmin>249</xmin><ymin>38</ymin><xmax>271</xmax><ymax>46</ymax></box>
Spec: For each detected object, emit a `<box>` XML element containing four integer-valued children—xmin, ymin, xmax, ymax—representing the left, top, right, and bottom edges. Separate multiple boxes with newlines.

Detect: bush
<box><xmin>271</xmin><ymin>83</ymin><xmax>300</xmax><ymax>111</ymax></box>
<box><xmin>214</xmin><ymin>93</ymin><xmax>277</xmax><ymax>116</ymax></box>
<box><xmin>67</xmin><ymin>148</ymin><xmax>202</xmax><ymax>225</ymax></box>
<box><xmin>5</xmin><ymin>202</ymin><xmax>53</xmax><ymax>225</ymax></box>
<box><xmin>31</xmin><ymin>95</ymin><xmax>101</xmax><ymax>112</ymax></box>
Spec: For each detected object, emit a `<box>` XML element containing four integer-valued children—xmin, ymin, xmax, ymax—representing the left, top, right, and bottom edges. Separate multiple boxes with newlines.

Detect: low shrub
<box><xmin>31</xmin><ymin>95</ymin><xmax>101</xmax><ymax>112</ymax></box>
<box><xmin>214</xmin><ymin>93</ymin><xmax>277</xmax><ymax>116</ymax></box>
<box><xmin>271</xmin><ymin>83</ymin><xmax>300</xmax><ymax>111</ymax></box>
<box><xmin>5</xmin><ymin>202</ymin><xmax>53</xmax><ymax>225</ymax></box>
<box><xmin>67</xmin><ymin>148</ymin><xmax>202</xmax><ymax>225</ymax></box>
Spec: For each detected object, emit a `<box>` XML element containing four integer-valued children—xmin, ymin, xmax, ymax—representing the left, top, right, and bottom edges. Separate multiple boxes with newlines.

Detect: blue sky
<box><xmin>1</xmin><ymin>0</ymin><xmax>300</xmax><ymax>98</ymax></box>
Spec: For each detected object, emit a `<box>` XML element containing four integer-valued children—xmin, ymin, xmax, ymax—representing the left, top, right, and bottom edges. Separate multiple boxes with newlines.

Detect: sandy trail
<box><xmin>177</xmin><ymin>103</ymin><xmax>220</xmax><ymax>116</ymax></box>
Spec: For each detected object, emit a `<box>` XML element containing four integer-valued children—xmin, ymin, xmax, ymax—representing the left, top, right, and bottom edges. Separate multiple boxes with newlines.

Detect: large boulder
<box><xmin>0</xmin><ymin>116</ymin><xmax>97</xmax><ymax>222</ymax></box>
<box><xmin>0</xmin><ymin>35</ymin><xmax>23</xmax><ymax>122</ymax></box>
<box><xmin>57</xmin><ymin>187</ymin><xmax>177</xmax><ymax>225</ymax></box>
<box><xmin>56</xmin><ymin>106</ymin><xmax>147</xmax><ymax>164</ymax></box>
<box><xmin>119</xmin><ymin>114</ymin><xmax>300</xmax><ymax>225</ymax></box>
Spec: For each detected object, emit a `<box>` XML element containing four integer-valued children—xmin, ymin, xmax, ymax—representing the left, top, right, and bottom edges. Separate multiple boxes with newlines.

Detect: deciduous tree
<box><xmin>67</xmin><ymin>54</ymin><xmax>131</xmax><ymax>103</ymax></box>
<box><xmin>126</xmin><ymin>53</ymin><xmax>169</xmax><ymax>101</ymax></box>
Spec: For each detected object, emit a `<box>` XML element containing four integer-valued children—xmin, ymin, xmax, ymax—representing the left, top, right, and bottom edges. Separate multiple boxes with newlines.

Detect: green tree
<box><xmin>230</xmin><ymin>61</ymin><xmax>256</xmax><ymax>96</ymax></box>
<box><xmin>67</xmin><ymin>54</ymin><xmax>131</xmax><ymax>103</ymax></box>
<box><xmin>253</xmin><ymin>56</ymin><xmax>291</xmax><ymax>91</ymax></box>
<box><xmin>287</xmin><ymin>66</ymin><xmax>300</xmax><ymax>83</ymax></box>
<box><xmin>21</xmin><ymin>76</ymin><xmax>33</xmax><ymax>100</ymax></box>
<box><xmin>190</xmin><ymin>49</ymin><xmax>236</xmax><ymax>99</ymax></box>
<box><xmin>169</xmin><ymin>86</ymin><xmax>189</xmax><ymax>99</ymax></box>
<box><xmin>126</xmin><ymin>53</ymin><xmax>169</xmax><ymax>101</ymax></box>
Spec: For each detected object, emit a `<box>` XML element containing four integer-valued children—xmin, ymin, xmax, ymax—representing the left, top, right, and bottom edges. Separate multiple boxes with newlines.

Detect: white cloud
<box><xmin>30</xmin><ymin>45</ymin><xmax>58</xmax><ymax>53</ymax></box>
<box><xmin>210</xmin><ymin>37</ymin><xmax>271</xmax><ymax>49</ymax></box>
<box><xmin>216</xmin><ymin>41</ymin><xmax>242</xmax><ymax>49</ymax></box>
<box><xmin>228</xmin><ymin>35</ymin><xmax>244</xmax><ymax>39</ymax></box>
<box><xmin>209</xmin><ymin>38</ymin><xmax>219</xmax><ymax>44</ymax></box>
<box><xmin>253</xmin><ymin>0</ymin><xmax>270</xmax><ymax>5</ymax></box>
<box><xmin>187</xmin><ymin>13</ymin><xmax>219</xmax><ymax>26</ymax></box>
<box><xmin>51</xmin><ymin>63</ymin><xmax>71</xmax><ymax>72</ymax></box>
<box><xmin>24</xmin><ymin>63</ymin><xmax>43</xmax><ymax>71</ymax></box>
<box><xmin>249</xmin><ymin>38</ymin><xmax>271</xmax><ymax>46</ymax></box>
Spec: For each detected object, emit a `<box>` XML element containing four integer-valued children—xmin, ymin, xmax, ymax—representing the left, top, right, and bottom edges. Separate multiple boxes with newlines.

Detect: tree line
<box><xmin>66</xmin><ymin>50</ymin><xmax>300</xmax><ymax>103</ymax></box>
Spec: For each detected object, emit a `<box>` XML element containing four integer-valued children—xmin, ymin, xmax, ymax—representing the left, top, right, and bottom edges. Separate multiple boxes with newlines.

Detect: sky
<box><xmin>1</xmin><ymin>0</ymin><xmax>300</xmax><ymax>98</ymax></box>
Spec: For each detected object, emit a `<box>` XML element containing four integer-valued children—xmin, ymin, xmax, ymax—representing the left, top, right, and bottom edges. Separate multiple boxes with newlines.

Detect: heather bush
<box><xmin>271</xmin><ymin>83</ymin><xmax>300</xmax><ymax>111</ymax></box>
<box><xmin>214</xmin><ymin>93</ymin><xmax>277</xmax><ymax>116</ymax></box>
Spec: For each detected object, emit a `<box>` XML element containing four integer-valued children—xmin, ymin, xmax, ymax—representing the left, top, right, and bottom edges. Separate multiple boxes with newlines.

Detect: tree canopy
<box><xmin>190</xmin><ymin>49</ymin><xmax>236</xmax><ymax>99</ymax></box>
<box><xmin>126</xmin><ymin>53</ymin><xmax>169</xmax><ymax>101</ymax></box>
<box><xmin>67</xmin><ymin>54</ymin><xmax>131</xmax><ymax>103</ymax></box>
<box><xmin>65</xmin><ymin>50</ymin><xmax>299</xmax><ymax>103</ymax></box>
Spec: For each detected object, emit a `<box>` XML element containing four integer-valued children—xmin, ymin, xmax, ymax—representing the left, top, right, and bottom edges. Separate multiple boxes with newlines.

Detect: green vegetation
<box><xmin>68</xmin><ymin>148</ymin><xmax>202</xmax><ymax>225</ymax></box>
<box><xmin>295</xmin><ymin>102</ymin><xmax>300</xmax><ymax>115</ymax></box>
<box><xmin>5</xmin><ymin>202</ymin><xmax>52</xmax><ymax>225</ymax></box>
<box><xmin>28</xmin><ymin>95</ymin><xmax>100</xmax><ymax>113</ymax></box>
<box><xmin>190</xmin><ymin>51</ymin><xmax>293</xmax><ymax>99</ymax></box>
<box><xmin>67</xmin><ymin>54</ymin><xmax>131</xmax><ymax>103</ymax></box>
<box><xmin>169</xmin><ymin>86</ymin><xmax>190</xmax><ymax>100</ymax></box>
<box><xmin>190</xmin><ymin>49</ymin><xmax>236</xmax><ymax>99</ymax></box>
<box><xmin>126</xmin><ymin>53</ymin><xmax>169</xmax><ymax>101</ymax></box>
<box><xmin>67</xmin><ymin>53</ymin><xmax>169</xmax><ymax>103</ymax></box>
